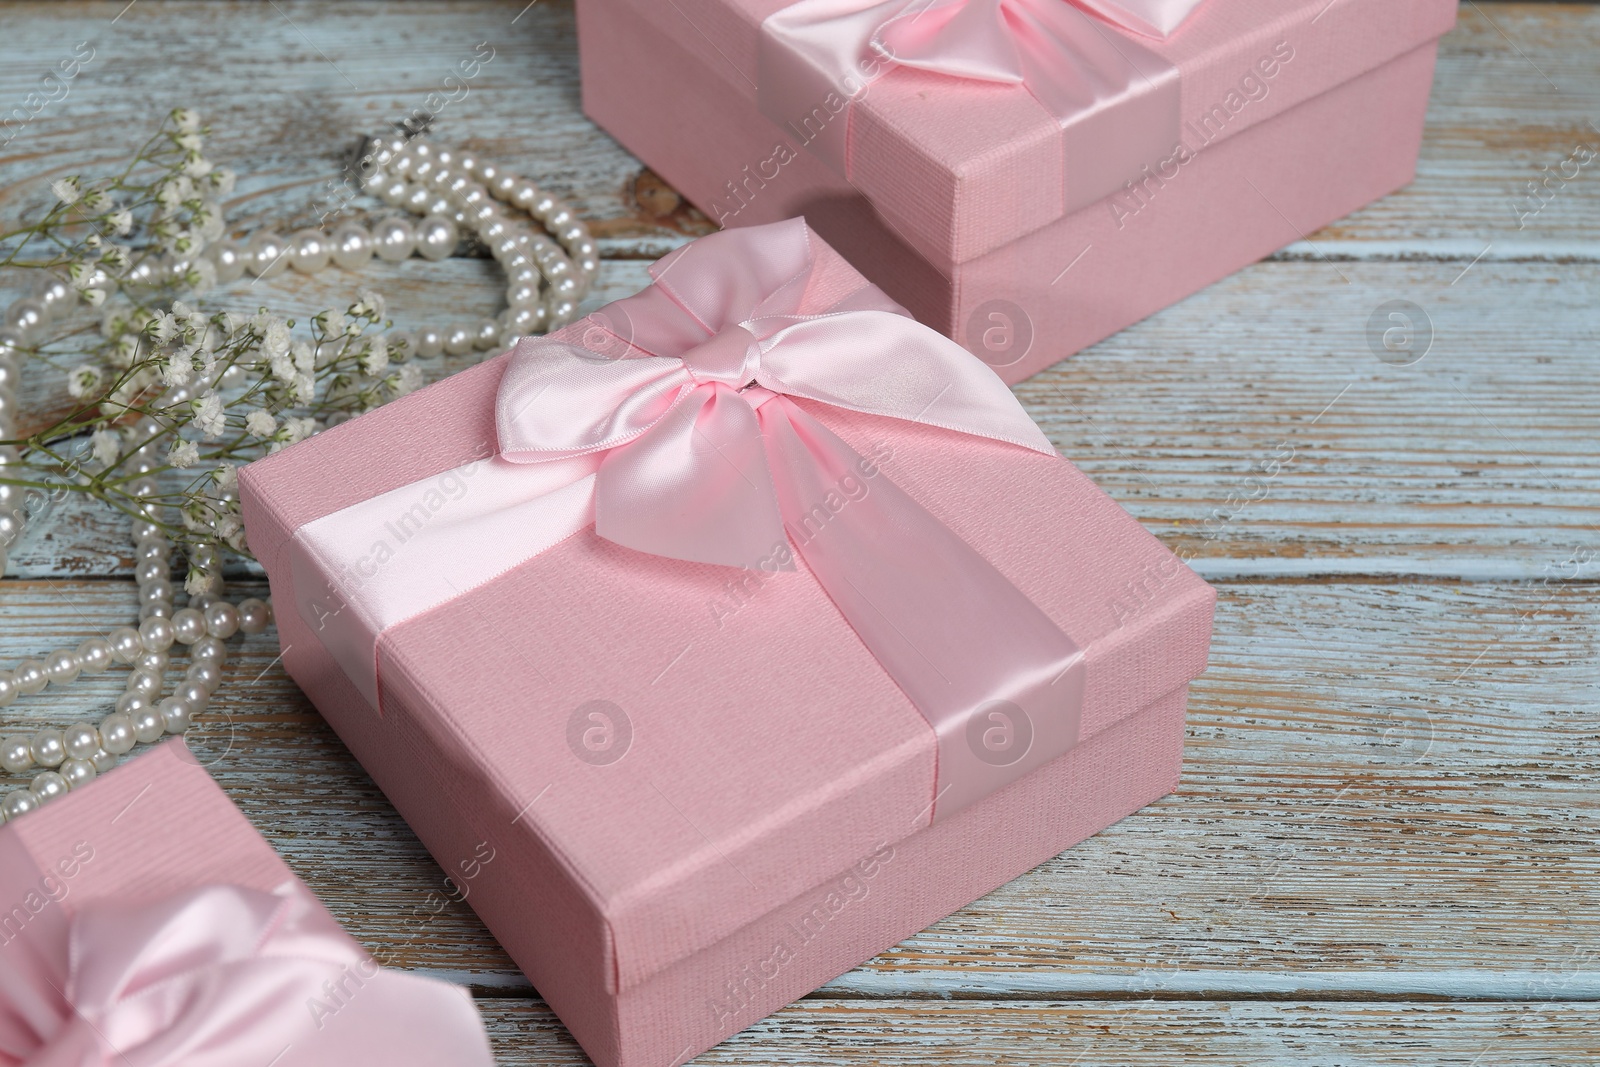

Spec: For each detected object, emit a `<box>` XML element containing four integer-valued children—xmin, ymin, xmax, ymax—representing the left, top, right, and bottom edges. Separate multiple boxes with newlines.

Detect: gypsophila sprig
<box><xmin>0</xmin><ymin>109</ymin><xmax>421</xmax><ymax>567</ymax></box>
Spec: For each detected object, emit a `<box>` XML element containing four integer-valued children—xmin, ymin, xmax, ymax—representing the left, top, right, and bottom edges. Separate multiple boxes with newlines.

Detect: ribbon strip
<box><xmin>289</xmin><ymin>218</ymin><xmax>1085</xmax><ymax>822</ymax></box>
<box><xmin>0</xmin><ymin>872</ymin><xmax>492</xmax><ymax>1067</ymax></box>
<box><xmin>759</xmin><ymin>0</ymin><xmax>1204</xmax><ymax>217</ymax></box>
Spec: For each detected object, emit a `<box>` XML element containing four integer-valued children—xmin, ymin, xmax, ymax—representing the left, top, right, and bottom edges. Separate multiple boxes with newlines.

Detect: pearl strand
<box><xmin>200</xmin><ymin>136</ymin><xmax>600</xmax><ymax>355</ymax></box>
<box><xmin>0</xmin><ymin>512</ymin><xmax>272</xmax><ymax>824</ymax></box>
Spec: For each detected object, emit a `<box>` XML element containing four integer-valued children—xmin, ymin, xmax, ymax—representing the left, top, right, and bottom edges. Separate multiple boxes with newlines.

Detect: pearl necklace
<box><xmin>0</xmin><ymin>136</ymin><xmax>596</xmax><ymax>824</ymax></box>
<box><xmin>208</xmin><ymin>135</ymin><xmax>599</xmax><ymax>352</ymax></box>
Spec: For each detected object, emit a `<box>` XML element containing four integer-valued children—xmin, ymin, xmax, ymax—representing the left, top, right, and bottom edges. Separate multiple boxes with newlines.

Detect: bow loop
<box><xmin>4</xmin><ymin>883</ymin><xmax>492</xmax><ymax>1067</ymax></box>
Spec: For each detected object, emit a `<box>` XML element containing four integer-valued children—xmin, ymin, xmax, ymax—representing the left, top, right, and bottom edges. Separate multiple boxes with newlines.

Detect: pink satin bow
<box><xmin>0</xmin><ymin>883</ymin><xmax>493</xmax><ymax>1067</ymax></box>
<box><xmin>291</xmin><ymin>218</ymin><xmax>1087</xmax><ymax>821</ymax></box>
<box><xmin>760</xmin><ymin>0</ymin><xmax>1205</xmax><ymax>214</ymax></box>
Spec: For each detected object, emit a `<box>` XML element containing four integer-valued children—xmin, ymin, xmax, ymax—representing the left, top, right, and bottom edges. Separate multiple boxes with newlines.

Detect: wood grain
<box><xmin>0</xmin><ymin>2</ymin><xmax>1596</xmax><ymax>1063</ymax></box>
<box><xmin>1</xmin><ymin>579</ymin><xmax>1592</xmax><ymax>999</ymax></box>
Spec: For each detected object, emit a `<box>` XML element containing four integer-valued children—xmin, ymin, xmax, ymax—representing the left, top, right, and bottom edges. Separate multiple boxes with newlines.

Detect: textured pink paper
<box><xmin>577</xmin><ymin>0</ymin><xmax>1454</xmax><ymax>378</ymax></box>
<box><xmin>240</xmin><ymin>240</ymin><xmax>1215</xmax><ymax>1067</ymax></box>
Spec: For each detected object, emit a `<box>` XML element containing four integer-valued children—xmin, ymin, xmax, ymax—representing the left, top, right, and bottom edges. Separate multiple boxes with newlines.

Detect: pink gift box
<box><xmin>576</xmin><ymin>0</ymin><xmax>1457</xmax><ymax>381</ymax></box>
<box><xmin>238</xmin><ymin>230</ymin><xmax>1216</xmax><ymax>1067</ymax></box>
<box><xmin>0</xmin><ymin>739</ymin><xmax>491</xmax><ymax>1066</ymax></box>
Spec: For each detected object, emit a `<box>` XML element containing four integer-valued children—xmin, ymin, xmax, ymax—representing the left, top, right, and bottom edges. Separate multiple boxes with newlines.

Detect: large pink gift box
<box><xmin>576</xmin><ymin>0</ymin><xmax>1457</xmax><ymax>381</ymax></box>
<box><xmin>239</xmin><ymin>222</ymin><xmax>1216</xmax><ymax>1067</ymax></box>
<box><xmin>0</xmin><ymin>739</ymin><xmax>492</xmax><ymax>1066</ymax></box>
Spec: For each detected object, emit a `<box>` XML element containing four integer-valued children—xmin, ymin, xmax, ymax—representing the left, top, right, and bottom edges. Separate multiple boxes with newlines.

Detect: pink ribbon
<box><xmin>0</xmin><ymin>881</ymin><xmax>492</xmax><ymax>1067</ymax></box>
<box><xmin>760</xmin><ymin>0</ymin><xmax>1205</xmax><ymax>216</ymax></box>
<box><xmin>290</xmin><ymin>218</ymin><xmax>1085</xmax><ymax>821</ymax></box>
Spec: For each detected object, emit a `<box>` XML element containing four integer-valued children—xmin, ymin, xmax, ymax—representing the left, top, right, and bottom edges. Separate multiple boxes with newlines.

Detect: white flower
<box><xmin>315</xmin><ymin>308</ymin><xmax>347</xmax><ymax>337</ymax></box>
<box><xmin>268</xmin><ymin>350</ymin><xmax>296</xmax><ymax>383</ymax></box>
<box><xmin>192</xmin><ymin>391</ymin><xmax>227</xmax><ymax>438</ymax></box>
<box><xmin>283</xmin><ymin>416</ymin><xmax>317</xmax><ymax>444</ymax></box>
<box><xmin>221</xmin><ymin>311</ymin><xmax>248</xmax><ymax>337</ymax></box>
<box><xmin>244</xmin><ymin>409</ymin><xmax>277</xmax><ymax>438</ymax></box>
<box><xmin>361</xmin><ymin>338</ymin><xmax>390</xmax><ymax>377</ymax></box>
<box><xmin>393</xmin><ymin>363</ymin><xmax>425</xmax><ymax>397</ymax></box>
<box><xmin>98</xmin><ymin>245</ymin><xmax>129</xmax><ymax>271</ymax></box>
<box><xmin>225</xmin><ymin>526</ymin><xmax>249</xmax><ymax>553</ymax></box>
<box><xmin>168</xmin><ymin>439</ymin><xmax>201</xmax><ymax>468</ymax></box>
<box><xmin>50</xmin><ymin>177</ymin><xmax>80</xmax><ymax>205</ymax></box>
<box><xmin>353</xmin><ymin>289</ymin><xmax>386</xmax><ymax>321</ymax></box>
<box><xmin>210</xmin><ymin>167</ymin><xmax>237</xmax><ymax>195</ymax></box>
<box><xmin>184</xmin><ymin>155</ymin><xmax>213</xmax><ymax>177</ymax></box>
<box><xmin>175</xmin><ymin>132</ymin><xmax>203</xmax><ymax>152</ymax></box>
<box><xmin>291</xmin><ymin>340</ymin><xmax>316</xmax><ymax>373</ymax></box>
<box><xmin>107</xmin><ymin>208</ymin><xmax>133</xmax><ymax>235</ymax></box>
<box><xmin>213</xmin><ymin>464</ymin><xmax>238</xmax><ymax>490</ymax></box>
<box><xmin>79</xmin><ymin>188</ymin><xmax>109</xmax><ymax>212</ymax></box>
<box><xmin>66</xmin><ymin>364</ymin><xmax>102</xmax><ymax>399</ymax></box>
<box><xmin>262</xmin><ymin>319</ymin><xmax>291</xmax><ymax>359</ymax></box>
<box><xmin>81</xmin><ymin>288</ymin><xmax>107</xmax><ymax>307</ymax></box>
<box><xmin>171</xmin><ymin>300</ymin><xmax>195</xmax><ymax>323</ymax></box>
<box><xmin>172</xmin><ymin>108</ymin><xmax>200</xmax><ymax>132</ymax></box>
<box><xmin>291</xmin><ymin>372</ymin><xmax>316</xmax><ymax>404</ymax></box>
<box><xmin>108</xmin><ymin>334</ymin><xmax>141</xmax><ymax>368</ymax></box>
<box><xmin>155</xmin><ymin>182</ymin><xmax>182</xmax><ymax>208</ymax></box>
<box><xmin>160</xmin><ymin>350</ymin><xmax>194</xmax><ymax>387</ymax></box>
<box><xmin>149</xmin><ymin>312</ymin><xmax>179</xmax><ymax>343</ymax></box>
<box><xmin>184</xmin><ymin>569</ymin><xmax>214</xmax><ymax>596</ymax></box>
<box><xmin>188</xmin><ymin>256</ymin><xmax>218</xmax><ymax>295</ymax></box>
<box><xmin>91</xmin><ymin>429</ymin><xmax>121</xmax><ymax>468</ymax></box>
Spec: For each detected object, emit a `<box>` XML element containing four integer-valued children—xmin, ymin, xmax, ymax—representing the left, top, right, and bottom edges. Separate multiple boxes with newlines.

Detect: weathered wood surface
<box><xmin>0</xmin><ymin>1</ymin><xmax>1596</xmax><ymax>1064</ymax></box>
<box><xmin>1</xmin><ymin>579</ymin><xmax>1593</xmax><ymax>999</ymax></box>
<box><xmin>1</xmin><ymin>4</ymin><xmax>1597</xmax><ymax>577</ymax></box>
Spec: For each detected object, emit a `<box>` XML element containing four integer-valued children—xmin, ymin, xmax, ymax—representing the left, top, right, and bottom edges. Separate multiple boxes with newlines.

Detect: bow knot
<box><xmin>680</xmin><ymin>322</ymin><xmax>761</xmax><ymax>389</ymax></box>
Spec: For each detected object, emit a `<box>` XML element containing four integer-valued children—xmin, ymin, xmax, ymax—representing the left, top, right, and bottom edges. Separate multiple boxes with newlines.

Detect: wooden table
<box><xmin>2</xmin><ymin>2</ymin><xmax>1596</xmax><ymax>1063</ymax></box>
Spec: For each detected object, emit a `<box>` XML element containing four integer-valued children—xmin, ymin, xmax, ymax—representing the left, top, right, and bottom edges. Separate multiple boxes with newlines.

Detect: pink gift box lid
<box><xmin>239</xmin><ymin>237</ymin><xmax>1215</xmax><ymax>995</ymax></box>
<box><xmin>590</xmin><ymin>0</ymin><xmax>1456</xmax><ymax>268</ymax></box>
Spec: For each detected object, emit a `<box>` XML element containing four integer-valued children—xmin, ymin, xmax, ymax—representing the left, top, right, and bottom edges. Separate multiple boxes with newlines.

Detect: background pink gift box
<box><xmin>575</xmin><ymin>0</ymin><xmax>1458</xmax><ymax>381</ymax></box>
<box><xmin>238</xmin><ymin>235</ymin><xmax>1216</xmax><ymax>1067</ymax></box>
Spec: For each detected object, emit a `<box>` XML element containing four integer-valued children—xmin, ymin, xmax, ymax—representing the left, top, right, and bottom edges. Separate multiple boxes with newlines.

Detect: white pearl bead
<box><xmin>13</xmin><ymin>660</ymin><xmax>47</xmax><ymax>695</ymax></box>
<box><xmin>90</xmin><ymin>748</ymin><xmax>117</xmax><ymax>773</ymax></box>
<box><xmin>443</xmin><ymin>325</ymin><xmax>475</xmax><ymax>356</ymax></box>
<box><xmin>76</xmin><ymin>638</ymin><xmax>114</xmax><ymax>674</ymax></box>
<box><xmin>549</xmin><ymin>300</ymin><xmax>578</xmax><ymax>328</ymax></box>
<box><xmin>330</xmin><ymin>222</ymin><xmax>374</xmax><ymax>270</ymax></box>
<box><xmin>403</xmin><ymin>182</ymin><xmax>434</xmax><ymax>213</ymax></box>
<box><xmin>415</xmin><ymin>327</ymin><xmax>444</xmax><ymax>358</ymax></box>
<box><xmin>289</xmin><ymin>228</ymin><xmax>332</xmax><ymax>273</ymax></box>
<box><xmin>371</xmin><ymin>217</ymin><xmax>416</xmax><ymax>262</ymax></box>
<box><xmin>139</xmin><ymin>603</ymin><xmax>172</xmax><ymax>622</ymax></box>
<box><xmin>578</xmin><ymin>256</ymin><xmax>601</xmax><ymax>277</ymax></box>
<box><xmin>159</xmin><ymin>696</ymin><xmax>194</xmax><ymax>734</ymax></box>
<box><xmin>1</xmin><ymin>735</ymin><xmax>32</xmax><ymax>773</ymax></box>
<box><xmin>531</xmin><ymin>194</ymin><xmax>557</xmax><ymax>218</ymax></box>
<box><xmin>140</xmin><ymin>579</ymin><xmax>173</xmax><ymax>605</ymax></box>
<box><xmin>378</xmin><ymin>177</ymin><xmax>409</xmax><ymax>205</ymax></box>
<box><xmin>0</xmin><ymin>672</ymin><xmax>14</xmax><ymax>707</ymax></box>
<box><xmin>175</xmin><ymin>681</ymin><xmax>211</xmax><ymax>712</ymax></box>
<box><xmin>4</xmin><ymin>299</ymin><xmax>47</xmax><ymax>343</ymax></box>
<box><xmin>44</xmin><ymin>649</ymin><xmax>81</xmax><ymax>685</ymax></box>
<box><xmin>1</xmin><ymin>788</ymin><xmax>39</xmax><ymax>821</ymax></box>
<box><xmin>488</xmin><ymin>173</ymin><xmax>518</xmax><ymax>201</ymax></box>
<box><xmin>114</xmin><ymin>691</ymin><xmax>151</xmax><ymax>717</ymax></box>
<box><xmin>551</xmin><ymin>275</ymin><xmax>579</xmax><ymax>299</ymax></box>
<box><xmin>186</xmin><ymin>660</ymin><xmax>223</xmax><ymax>693</ymax></box>
<box><xmin>245</xmin><ymin>231</ymin><xmax>290</xmax><ymax>278</ymax></box>
<box><xmin>29</xmin><ymin>729</ymin><xmax>65</xmax><ymax>768</ymax></box>
<box><xmin>136</xmin><ymin>649</ymin><xmax>169</xmax><ymax>674</ymax></box>
<box><xmin>425</xmin><ymin>194</ymin><xmax>453</xmax><ymax>218</ymax></box>
<box><xmin>204</xmin><ymin>601</ymin><xmax>240</xmax><ymax>639</ymax></box>
<box><xmin>171</xmin><ymin>607</ymin><xmax>207</xmax><ymax>645</ymax></box>
<box><xmin>131</xmin><ymin>708</ymin><xmax>165</xmax><ymax>745</ymax></box>
<box><xmin>507</xmin><ymin>281</ymin><xmax>541</xmax><ymax>309</ymax></box>
<box><xmin>30</xmin><ymin>771</ymin><xmax>69</xmax><ymax>803</ymax></box>
<box><xmin>414</xmin><ymin>215</ymin><xmax>458</xmax><ymax>261</ymax></box>
<box><xmin>59</xmin><ymin>758</ymin><xmax>96</xmax><ymax>789</ymax></box>
<box><xmin>99</xmin><ymin>713</ymin><xmax>137</xmax><ymax>755</ymax></box>
<box><xmin>139</xmin><ymin>615</ymin><xmax>176</xmax><ymax>652</ymax></box>
<box><xmin>502</xmin><ymin>305</ymin><xmax>546</xmax><ymax>337</ymax></box>
<box><xmin>62</xmin><ymin>723</ymin><xmax>100</xmax><ymax>761</ymax></box>
<box><xmin>511</xmin><ymin>183</ymin><xmax>541</xmax><ymax>210</ymax></box>
<box><xmin>191</xmin><ymin>635</ymin><xmax>227</xmax><ymax>666</ymax></box>
<box><xmin>474</xmin><ymin>319</ymin><xmax>503</xmax><ymax>350</ymax></box>
<box><xmin>126</xmin><ymin>668</ymin><xmax>162</xmax><ymax>699</ymax></box>
<box><xmin>237</xmin><ymin>597</ymin><xmax>272</xmax><ymax>634</ymax></box>
<box><xmin>108</xmin><ymin>627</ymin><xmax>144</xmax><ymax>664</ymax></box>
<box><xmin>135</xmin><ymin>557</ymin><xmax>166</xmax><ymax>584</ymax></box>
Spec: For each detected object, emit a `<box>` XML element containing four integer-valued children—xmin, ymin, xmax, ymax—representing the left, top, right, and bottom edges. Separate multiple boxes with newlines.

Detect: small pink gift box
<box><xmin>239</xmin><ymin>221</ymin><xmax>1215</xmax><ymax>1067</ymax></box>
<box><xmin>0</xmin><ymin>739</ymin><xmax>492</xmax><ymax>1067</ymax></box>
<box><xmin>576</xmin><ymin>0</ymin><xmax>1457</xmax><ymax>381</ymax></box>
